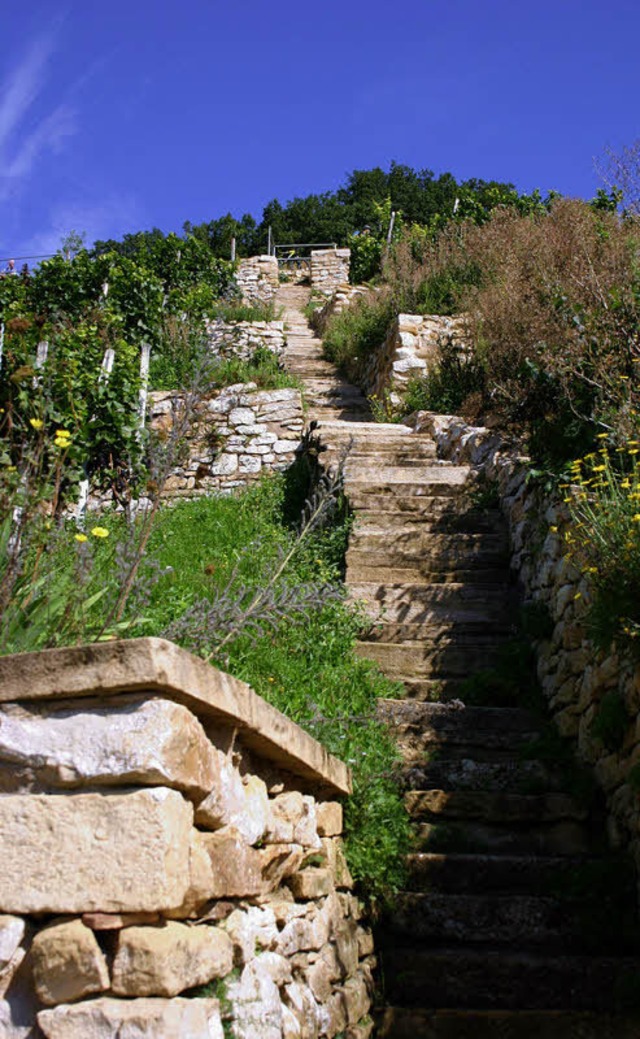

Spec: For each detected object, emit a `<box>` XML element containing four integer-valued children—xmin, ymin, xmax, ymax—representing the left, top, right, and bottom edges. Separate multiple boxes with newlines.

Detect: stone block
<box><xmin>210</xmin><ymin>453</ymin><xmax>238</xmax><ymax>476</ymax></box>
<box><xmin>222</xmin><ymin>906</ymin><xmax>279</xmax><ymax>965</ymax></box>
<box><xmin>0</xmin><ymin>918</ymin><xmax>25</xmax><ymax>975</ymax></box>
<box><xmin>200</xmin><ymin>826</ymin><xmax>303</xmax><ymax>898</ymax></box>
<box><xmin>195</xmin><ymin>753</ymin><xmax>269</xmax><ymax>844</ymax></box>
<box><xmin>266</xmin><ymin>792</ymin><xmax>320</xmax><ymax>848</ymax></box>
<box><xmin>288</xmin><ymin>869</ymin><xmax>333</xmax><ymax>900</ymax></box>
<box><xmin>316</xmin><ymin>802</ymin><xmax>343</xmax><ymax>837</ymax></box>
<box><xmin>0</xmin><ymin>698</ymin><xmax>217</xmax><ymax>799</ymax></box>
<box><xmin>112</xmin><ymin>921</ymin><xmax>232</xmax><ymax>998</ymax></box>
<box><xmin>0</xmin><ymin>788</ymin><xmax>192</xmax><ymax>914</ymax></box>
<box><xmin>226</xmin><ymin>958</ymin><xmax>284</xmax><ymax>1039</ymax></box>
<box><xmin>31</xmin><ymin>919</ymin><xmax>109</xmax><ymax>1007</ymax></box>
<box><xmin>38</xmin><ymin>997</ymin><xmax>224</xmax><ymax>1038</ymax></box>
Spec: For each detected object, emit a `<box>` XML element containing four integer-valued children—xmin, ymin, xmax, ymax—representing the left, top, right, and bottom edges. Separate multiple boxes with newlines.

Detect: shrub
<box><xmin>563</xmin><ymin>437</ymin><xmax>640</xmax><ymax>657</ymax></box>
<box><xmin>322</xmin><ymin>294</ymin><xmax>395</xmax><ymax>379</ymax></box>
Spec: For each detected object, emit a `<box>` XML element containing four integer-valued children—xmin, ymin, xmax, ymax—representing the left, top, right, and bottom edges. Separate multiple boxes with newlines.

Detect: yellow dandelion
<box><xmin>74</xmin><ymin>533</ymin><xmax>88</xmax><ymax>543</ymax></box>
<box><xmin>29</xmin><ymin>418</ymin><xmax>44</xmax><ymax>430</ymax></box>
<box><xmin>90</xmin><ymin>527</ymin><xmax>109</xmax><ymax>538</ymax></box>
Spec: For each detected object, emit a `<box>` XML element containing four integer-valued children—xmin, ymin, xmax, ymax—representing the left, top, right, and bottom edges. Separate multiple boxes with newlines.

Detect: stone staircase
<box><xmin>276</xmin><ymin>285</ymin><xmax>640</xmax><ymax>1037</ymax></box>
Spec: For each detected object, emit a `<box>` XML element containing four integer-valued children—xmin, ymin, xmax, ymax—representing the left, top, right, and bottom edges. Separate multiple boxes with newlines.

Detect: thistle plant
<box><xmin>163</xmin><ymin>460</ymin><xmax>348</xmax><ymax>664</ymax></box>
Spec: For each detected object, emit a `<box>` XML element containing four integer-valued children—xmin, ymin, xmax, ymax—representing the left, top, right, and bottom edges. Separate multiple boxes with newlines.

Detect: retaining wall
<box><xmin>206</xmin><ymin>320</ymin><xmax>286</xmax><ymax>362</ymax></box>
<box><xmin>361</xmin><ymin>314</ymin><xmax>468</xmax><ymax>404</ymax></box>
<box><xmin>0</xmin><ymin>638</ymin><xmax>375</xmax><ymax>1039</ymax></box>
<box><xmin>310</xmin><ymin>251</ymin><xmax>351</xmax><ymax>297</ymax></box>
<box><xmin>413</xmin><ymin>411</ymin><xmax>640</xmax><ymax>875</ymax></box>
<box><xmin>150</xmin><ymin>385</ymin><xmax>304</xmax><ymax>498</ymax></box>
<box><xmin>236</xmin><ymin>256</ymin><xmax>279</xmax><ymax>306</ymax></box>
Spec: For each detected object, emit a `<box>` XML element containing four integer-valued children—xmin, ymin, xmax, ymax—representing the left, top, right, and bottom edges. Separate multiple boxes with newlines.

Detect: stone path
<box><xmin>278</xmin><ymin>284</ymin><xmax>640</xmax><ymax>1038</ymax></box>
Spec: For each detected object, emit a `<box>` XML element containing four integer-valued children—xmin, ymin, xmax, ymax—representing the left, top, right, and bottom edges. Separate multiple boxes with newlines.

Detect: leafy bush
<box><xmin>564</xmin><ymin>438</ymin><xmax>640</xmax><ymax>657</ymax></box>
<box><xmin>322</xmin><ymin>295</ymin><xmax>395</xmax><ymax>379</ymax></box>
<box><xmin>403</xmin><ymin>339</ymin><xmax>485</xmax><ymax>416</ymax></box>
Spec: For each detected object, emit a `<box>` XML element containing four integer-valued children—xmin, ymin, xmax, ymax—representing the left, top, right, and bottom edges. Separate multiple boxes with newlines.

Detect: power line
<box><xmin>0</xmin><ymin>252</ymin><xmax>59</xmax><ymax>263</ymax></box>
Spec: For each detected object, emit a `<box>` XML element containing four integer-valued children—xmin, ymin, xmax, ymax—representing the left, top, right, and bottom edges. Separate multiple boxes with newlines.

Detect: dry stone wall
<box><xmin>150</xmin><ymin>384</ymin><xmax>304</xmax><ymax>498</ymax></box>
<box><xmin>311</xmin><ymin>285</ymin><xmax>371</xmax><ymax>337</ymax></box>
<box><xmin>206</xmin><ymin>320</ymin><xmax>286</xmax><ymax>362</ymax></box>
<box><xmin>413</xmin><ymin>411</ymin><xmax>640</xmax><ymax>877</ymax></box>
<box><xmin>0</xmin><ymin>638</ymin><xmax>374</xmax><ymax>1039</ymax></box>
<box><xmin>236</xmin><ymin>256</ymin><xmax>279</xmax><ymax>305</ymax></box>
<box><xmin>361</xmin><ymin>314</ymin><xmax>468</xmax><ymax>404</ymax></box>
<box><xmin>310</xmin><ymin>250</ymin><xmax>351</xmax><ymax>297</ymax></box>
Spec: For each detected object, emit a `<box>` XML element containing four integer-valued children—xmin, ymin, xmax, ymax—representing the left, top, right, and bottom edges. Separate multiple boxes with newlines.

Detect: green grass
<box><xmin>322</xmin><ymin>295</ymin><xmax>395</xmax><ymax>379</ymax></box>
<box><xmin>133</xmin><ymin>474</ymin><xmax>410</xmax><ymax>902</ymax></box>
<box><xmin>150</xmin><ymin>345</ymin><xmax>300</xmax><ymax>393</ymax></box>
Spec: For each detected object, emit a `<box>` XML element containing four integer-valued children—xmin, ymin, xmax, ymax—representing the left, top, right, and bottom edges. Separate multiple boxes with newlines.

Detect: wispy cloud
<box><xmin>0</xmin><ymin>31</ymin><xmax>77</xmax><ymax>202</ymax></box>
<box><xmin>15</xmin><ymin>194</ymin><xmax>145</xmax><ymax>260</ymax></box>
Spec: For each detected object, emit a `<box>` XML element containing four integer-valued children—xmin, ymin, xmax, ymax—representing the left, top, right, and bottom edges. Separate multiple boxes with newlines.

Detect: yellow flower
<box><xmin>596</xmin><ymin>433</ymin><xmax>609</xmax><ymax>439</ymax></box>
<box><xmin>55</xmin><ymin>429</ymin><xmax>71</xmax><ymax>438</ymax></box>
<box><xmin>574</xmin><ymin>592</ymin><xmax>582</xmax><ymax>600</ymax></box>
<box><xmin>592</xmin><ymin>465</ymin><xmax>606</xmax><ymax>472</ymax></box>
<box><xmin>268</xmin><ymin>677</ymin><xmax>275</xmax><ymax>683</ymax></box>
<box><xmin>549</xmin><ymin>525</ymin><xmax>558</xmax><ymax>533</ymax></box>
<box><xmin>633</xmin><ymin>515</ymin><xmax>640</xmax><ymax>523</ymax></box>
<box><xmin>74</xmin><ymin>533</ymin><xmax>88</xmax><ymax>543</ymax></box>
<box><xmin>29</xmin><ymin>418</ymin><xmax>44</xmax><ymax>430</ymax></box>
<box><xmin>90</xmin><ymin>527</ymin><xmax>109</xmax><ymax>538</ymax></box>
<box><xmin>54</xmin><ymin>436</ymin><xmax>71</xmax><ymax>449</ymax></box>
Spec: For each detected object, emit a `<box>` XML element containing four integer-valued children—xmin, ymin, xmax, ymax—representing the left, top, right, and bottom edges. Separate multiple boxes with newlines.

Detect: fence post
<box><xmin>230</xmin><ymin>237</ymin><xmax>236</xmax><ymax>262</ymax></box>
<box><xmin>267</xmin><ymin>226</ymin><xmax>272</xmax><ymax>256</ymax></box>
<box><xmin>138</xmin><ymin>342</ymin><xmax>151</xmax><ymax>436</ymax></box>
<box><xmin>76</xmin><ymin>349</ymin><xmax>116</xmax><ymax>526</ymax></box>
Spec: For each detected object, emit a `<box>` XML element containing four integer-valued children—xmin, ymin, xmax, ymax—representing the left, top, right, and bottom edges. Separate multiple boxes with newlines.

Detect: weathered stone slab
<box><xmin>195</xmin><ymin>761</ymin><xmax>269</xmax><ymax>844</ymax></box>
<box><xmin>0</xmin><ymin>697</ymin><xmax>217</xmax><ymax>799</ymax></box>
<box><xmin>0</xmin><ymin>639</ymin><xmax>351</xmax><ymax>796</ymax></box>
<box><xmin>0</xmin><ymin>788</ymin><xmax>192</xmax><ymax>914</ymax></box>
<box><xmin>0</xmin><ymin>918</ymin><xmax>25</xmax><ymax>974</ymax></box>
<box><xmin>316</xmin><ymin>802</ymin><xmax>343</xmax><ymax>837</ymax></box>
<box><xmin>38</xmin><ymin>997</ymin><xmax>224</xmax><ymax>1038</ymax></box>
<box><xmin>200</xmin><ymin>826</ymin><xmax>303</xmax><ymax>898</ymax></box>
<box><xmin>111</xmin><ymin>921</ymin><xmax>233</xmax><ymax>997</ymax></box>
<box><xmin>266</xmin><ymin>792</ymin><xmax>320</xmax><ymax>847</ymax></box>
<box><xmin>31</xmin><ymin>919</ymin><xmax>109</xmax><ymax>1006</ymax></box>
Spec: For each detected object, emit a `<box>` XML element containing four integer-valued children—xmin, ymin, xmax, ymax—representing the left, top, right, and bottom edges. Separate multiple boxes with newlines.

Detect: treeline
<box><xmin>93</xmin><ymin>161</ymin><xmax>532</xmax><ymax>260</ymax></box>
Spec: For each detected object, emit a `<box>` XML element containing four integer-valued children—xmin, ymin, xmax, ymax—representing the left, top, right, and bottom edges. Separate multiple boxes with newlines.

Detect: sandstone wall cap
<box><xmin>0</xmin><ymin>638</ymin><xmax>351</xmax><ymax>795</ymax></box>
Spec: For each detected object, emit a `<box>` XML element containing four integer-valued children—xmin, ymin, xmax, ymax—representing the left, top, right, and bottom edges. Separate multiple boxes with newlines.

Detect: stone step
<box><xmin>351</xmin><ymin>590</ymin><xmax>513</xmax><ymax>627</ymax></box>
<box><xmin>354</xmin><ymin>508</ymin><xmax>506</xmax><ymax>532</ymax></box>
<box><xmin>391</xmin><ymin>676</ymin><xmax>468</xmax><ymax>702</ymax></box>
<box><xmin>376</xmin><ymin>1008</ymin><xmax>640</xmax><ymax>1039</ymax></box>
<box><xmin>404</xmin><ymin>852</ymin><xmax>606</xmax><ymax>894</ymax></box>
<box><xmin>378</xmin><ymin>946</ymin><xmax>640</xmax><ymax>1011</ymax></box>
<box><xmin>350</xmin><ymin>581</ymin><xmax>515</xmax><ymax>611</ymax></box>
<box><xmin>404</xmin><ymin>790</ymin><xmax>587</xmax><ymax>826</ymax></box>
<box><xmin>348</xmin><ymin>562</ymin><xmax>511</xmax><ymax>586</ymax></box>
<box><xmin>376</xmin><ymin>700</ymin><xmax>538</xmax><ymax>732</ymax></box>
<box><xmin>350</xmin><ymin>529</ymin><xmax>509</xmax><ymax>555</ymax></box>
<box><xmin>363</xmin><ymin>620</ymin><xmax>513</xmax><ymax>643</ymax></box>
<box><xmin>344</xmin><ymin>465</ymin><xmax>470</xmax><ymax>491</ymax></box>
<box><xmin>355</xmin><ymin>639</ymin><xmax>505</xmax><ymax>677</ymax></box>
<box><xmin>402</xmin><ymin>757</ymin><xmax>562</xmax><ymax>793</ymax></box>
<box><xmin>383</xmin><ymin>891</ymin><xmax>585</xmax><ymax>948</ymax></box>
<box><xmin>413</xmin><ymin>818</ymin><xmax>590</xmax><ymax>856</ymax></box>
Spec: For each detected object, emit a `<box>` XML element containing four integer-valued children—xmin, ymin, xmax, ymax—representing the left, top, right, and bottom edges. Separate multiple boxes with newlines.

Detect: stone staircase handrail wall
<box><xmin>0</xmin><ymin>638</ymin><xmax>377</xmax><ymax>1038</ymax></box>
<box><xmin>410</xmin><ymin>409</ymin><xmax>640</xmax><ymax>875</ymax></box>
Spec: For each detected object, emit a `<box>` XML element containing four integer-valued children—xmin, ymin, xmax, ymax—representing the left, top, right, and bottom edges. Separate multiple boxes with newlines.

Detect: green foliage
<box><xmin>590</xmin><ymin>691</ymin><xmax>629</xmax><ymax>752</ymax></box>
<box><xmin>322</xmin><ymin>296</ymin><xmax>395</xmax><ymax>379</ymax></box>
<box><xmin>565</xmin><ymin>441</ymin><xmax>640</xmax><ymax>657</ymax></box>
<box><xmin>131</xmin><ymin>478</ymin><xmax>410</xmax><ymax>902</ymax></box>
<box><xmin>402</xmin><ymin>342</ymin><xmax>485</xmax><ymax>417</ymax></box>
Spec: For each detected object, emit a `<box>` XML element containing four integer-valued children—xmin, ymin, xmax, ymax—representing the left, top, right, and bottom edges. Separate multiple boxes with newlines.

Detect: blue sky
<box><xmin>1</xmin><ymin>0</ymin><xmax>639</xmax><ymax>261</ymax></box>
